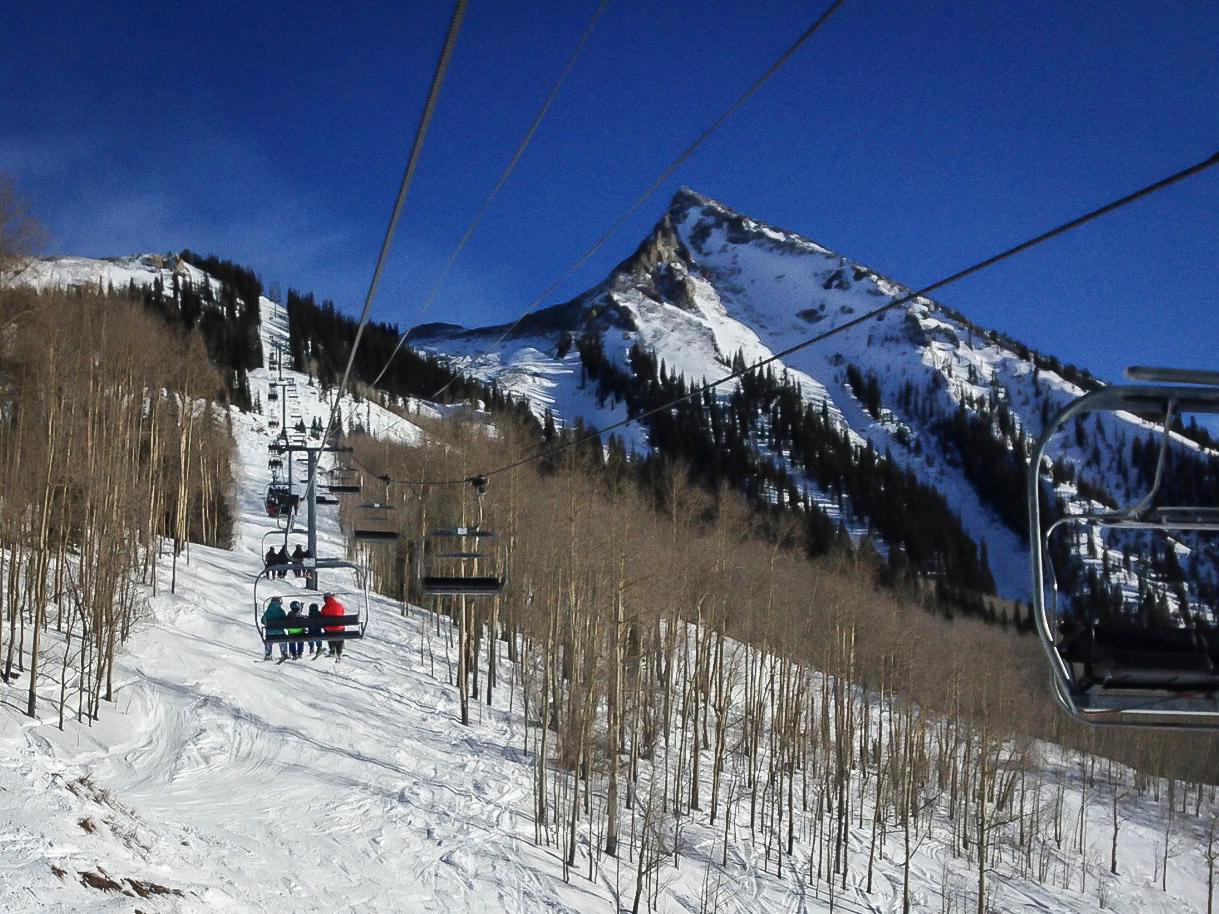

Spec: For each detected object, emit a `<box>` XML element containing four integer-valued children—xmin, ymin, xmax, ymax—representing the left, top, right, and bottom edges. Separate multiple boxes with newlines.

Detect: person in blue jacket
<box><xmin>306</xmin><ymin>603</ymin><xmax>325</xmax><ymax>658</ymax></box>
<box><xmin>261</xmin><ymin>596</ymin><xmax>288</xmax><ymax>661</ymax></box>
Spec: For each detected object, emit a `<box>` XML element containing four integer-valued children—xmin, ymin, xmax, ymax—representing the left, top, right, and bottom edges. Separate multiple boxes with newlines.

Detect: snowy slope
<box><xmin>16</xmin><ymin>254</ymin><xmax>222</xmax><ymax>300</ymax></box>
<box><xmin>411</xmin><ymin>189</ymin><xmax>1219</xmax><ymax>608</ymax></box>
<box><xmin>5</xmin><ymin>247</ymin><xmax>1218</xmax><ymax>914</ymax></box>
<box><xmin>3</xmin><ymin>359</ymin><xmax>1219</xmax><ymax>914</ymax></box>
<box><xmin>15</xmin><ymin>253</ymin><xmax>429</xmax><ymax>446</ymax></box>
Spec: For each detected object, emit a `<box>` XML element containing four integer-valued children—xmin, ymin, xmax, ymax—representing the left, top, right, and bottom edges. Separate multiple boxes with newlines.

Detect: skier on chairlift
<box><xmin>321</xmin><ymin>593</ymin><xmax>348</xmax><ymax>660</ymax></box>
<box><xmin>264</xmin><ymin>545</ymin><xmax>277</xmax><ymax>570</ymax></box>
<box><xmin>261</xmin><ymin>596</ymin><xmax>287</xmax><ymax>662</ymax></box>
<box><xmin>307</xmin><ymin>603</ymin><xmax>325</xmax><ymax>658</ymax></box>
<box><xmin>285</xmin><ymin>601</ymin><xmax>306</xmax><ymax>660</ymax></box>
<box><xmin>291</xmin><ymin>544</ymin><xmax>305</xmax><ymax>577</ymax></box>
<box><xmin>275</xmin><ymin>545</ymin><xmax>290</xmax><ymax>579</ymax></box>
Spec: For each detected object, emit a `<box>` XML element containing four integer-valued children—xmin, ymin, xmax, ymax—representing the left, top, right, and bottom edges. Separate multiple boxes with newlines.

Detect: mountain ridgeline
<box><xmin>411</xmin><ymin>188</ymin><xmax>1219</xmax><ymax>626</ymax></box>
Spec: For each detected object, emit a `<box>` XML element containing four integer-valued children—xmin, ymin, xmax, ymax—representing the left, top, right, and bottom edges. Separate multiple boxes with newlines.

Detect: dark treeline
<box><xmin>285</xmin><ymin>289</ymin><xmax>535</xmax><ymax>426</ymax></box>
<box><xmin>572</xmin><ymin>334</ymin><xmax>997</xmax><ymax>613</ymax></box>
<box><xmin>126</xmin><ymin>250</ymin><xmax>266</xmax><ymax>408</ymax></box>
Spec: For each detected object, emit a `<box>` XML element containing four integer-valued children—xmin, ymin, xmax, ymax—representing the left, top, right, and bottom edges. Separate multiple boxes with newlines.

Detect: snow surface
<box><xmin>16</xmin><ymin>254</ymin><xmax>222</xmax><ymax>301</ymax></box>
<box><xmin>5</xmin><ymin>368</ymin><xmax>1219</xmax><ymax>914</ymax></box>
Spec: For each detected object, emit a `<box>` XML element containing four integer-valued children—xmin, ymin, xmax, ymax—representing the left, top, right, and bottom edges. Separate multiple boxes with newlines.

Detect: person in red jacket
<box><xmin>321</xmin><ymin>592</ymin><xmax>348</xmax><ymax>660</ymax></box>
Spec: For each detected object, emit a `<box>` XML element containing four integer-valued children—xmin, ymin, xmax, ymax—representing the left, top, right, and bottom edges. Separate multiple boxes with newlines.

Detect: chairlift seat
<box><xmin>262</xmin><ymin>614</ymin><xmax>363</xmax><ymax>643</ymax></box>
<box><xmin>1060</xmin><ymin>623</ymin><xmax>1218</xmax><ymax>691</ymax></box>
<box><xmin>353</xmin><ymin>529</ymin><xmax>400</xmax><ymax>542</ymax></box>
<box><xmin>430</xmin><ymin>527</ymin><xmax>497</xmax><ymax>539</ymax></box>
<box><xmin>417</xmin><ymin>477</ymin><xmax>508</xmax><ymax>600</ymax></box>
<box><xmin>265</xmin><ymin>630</ymin><xmax>364</xmax><ymax>643</ymax></box>
<box><xmin>421</xmin><ymin>576</ymin><xmax>504</xmax><ymax>597</ymax></box>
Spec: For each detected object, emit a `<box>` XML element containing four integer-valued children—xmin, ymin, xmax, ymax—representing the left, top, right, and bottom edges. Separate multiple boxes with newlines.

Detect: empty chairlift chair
<box><xmin>324</xmin><ymin>467</ymin><xmax>362</xmax><ymax>494</ymax></box>
<box><xmin>418</xmin><ymin>476</ymin><xmax>507</xmax><ymax>597</ymax></box>
<box><xmin>1028</xmin><ymin>366</ymin><xmax>1219</xmax><ymax>728</ymax></box>
<box><xmin>419</xmin><ymin>527</ymin><xmax>506</xmax><ymax>596</ymax></box>
<box><xmin>353</xmin><ymin>502</ymin><xmax>400</xmax><ymax>543</ymax></box>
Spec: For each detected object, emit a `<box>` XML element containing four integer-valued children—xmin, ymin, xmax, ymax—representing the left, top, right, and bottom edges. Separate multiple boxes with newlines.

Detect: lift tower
<box><xmin>268</xmin><ymin>440</ymin><xmax>358</xmax><ymax>591</ymax></box>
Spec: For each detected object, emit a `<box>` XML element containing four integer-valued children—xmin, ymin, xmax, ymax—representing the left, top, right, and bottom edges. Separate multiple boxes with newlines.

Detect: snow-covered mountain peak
<box><xmin>412</xmin><ymin>190</ymin><xmax>1219</xmax><ymax>613</ymax></box>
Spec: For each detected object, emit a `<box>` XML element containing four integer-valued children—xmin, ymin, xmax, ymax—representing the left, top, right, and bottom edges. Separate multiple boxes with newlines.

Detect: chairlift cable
<box><xmin>424</xmin><ymin>0</ymin><xmax>847</xmax><ymax>402</ymax></box>
<box><xmin>370</xmin><ymin>0</ymin><xmax>611</xmax><ymax>389</ymax></box>
<box><xmin>377</xmin><ymin>147</ymin><xmax>1219</xmax><ymax>487</ymax></box>
<box><xmin>307</xmin><ymin>0</ymin><xmax>468</xmax><ymax>498</ymax></box>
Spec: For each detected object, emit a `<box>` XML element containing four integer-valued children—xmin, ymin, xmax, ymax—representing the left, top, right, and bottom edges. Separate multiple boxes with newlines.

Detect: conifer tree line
<box><xmin>349</xmin><ymin>419</ymin><xmax>1219</xmax><ymax>914</ymax></box>
<box><xmin>154</xmin><ymin>249</ymin><xmax>265</xmax><ymax>408</ymax></box>
<box><xmin>53</xmin><ymin>250</ymin><xmax>264</xmax><ymax>408</ymax></box>
<box><xmin>0</xmin><ymin>286</ymin><xmax>235</xmax><ymax>726</ymax></box>
<box><xmin>574</xmin><ymin>323</ymin><xmax>1218</xmax><ymax>630</ymax></box>
<box><xmin>571</xmin><ymin>335</ymin><xmax>997</xmax><ymax>609</ymax></box>
<box><xmin>284</xmin><ymin>289</ymin><xmax>534</xmax><ymax>426</ymax></box>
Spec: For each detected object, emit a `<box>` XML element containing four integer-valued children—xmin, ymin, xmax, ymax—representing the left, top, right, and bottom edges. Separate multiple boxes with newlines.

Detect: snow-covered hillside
<box><xmin>16</xmin><ymin>254</ymin><xmax>222</xmax><ymax>300</ymax></box>
<box><xmin>411</xmin><ymin>189</ymin><xmax>1219</xmax><ymax>611</ymax></box>
<box><xmin>2</xmin><ymin>310</ymin><xmax>1218</xmax><ymax>914</ymax></box>
<box><xmin>5</xmin><ymin>254</ymin><xmax>1219</xmax><ymax>913</ymax></box>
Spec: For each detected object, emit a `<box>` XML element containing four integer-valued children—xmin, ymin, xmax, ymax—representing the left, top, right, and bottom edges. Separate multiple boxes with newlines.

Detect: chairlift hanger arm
<box><xmin>1126</xmin><ymin>366</ymin><xmax>1219</xmax><ymax>387</ymax></box>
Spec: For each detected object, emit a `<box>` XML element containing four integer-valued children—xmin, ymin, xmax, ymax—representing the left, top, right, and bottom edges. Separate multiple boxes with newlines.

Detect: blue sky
<box><xmin>2</xmin><ymin>1</ymin><xmax>1216</xmax><ymax>386</ymax></box>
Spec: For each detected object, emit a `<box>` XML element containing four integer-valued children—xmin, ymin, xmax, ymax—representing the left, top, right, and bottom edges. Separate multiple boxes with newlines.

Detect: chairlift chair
<box><xmin>324</xmin><ymin>467</ymin><xmax>362</xmax><ymax>494</ymax></box>
<box><xmin>260</xmin><ymin>528</ymin><xmax>298</xmax><ymax>554</ymax></box>
<box><xmin>268</xmin><ymin>386</ymin><xmax>279</xmax><ymax>402</ymax></box>
<box><xmin>417</xmin><ymin>476</ymin><xmax>507</xmax><ymax>597</ymax></box>
<box><xmin>253</xmin><ymin>559</ymin><xmax>369</xmax><ymax>645</ymax></box>
<box><xmin>419</xmin><ymin>527</ymin><xmax>507</xmax><ymax>596</ymax></box>
<box><xmin>353</xmin><ymin>502</ymin><xmax>400</xmax><ymax>543</ymax></box>
<box><xmin>264</xmin><ymin>482</ymin><xmax>295</xmax><ymax>519</ymax></box>
<box><xmin>1028</xmin><ymin>366</ymin><xmax>1219</xmax><ymax>728</ymax></box>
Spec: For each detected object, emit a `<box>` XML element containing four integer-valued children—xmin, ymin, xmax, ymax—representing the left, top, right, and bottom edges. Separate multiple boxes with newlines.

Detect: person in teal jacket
<box><xmin>262</xmin><ymin>596</ymin><xmax>288</xmax><ymax>661</ymax></box>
